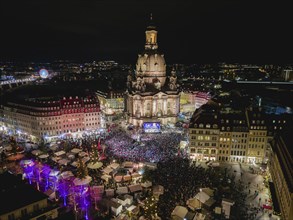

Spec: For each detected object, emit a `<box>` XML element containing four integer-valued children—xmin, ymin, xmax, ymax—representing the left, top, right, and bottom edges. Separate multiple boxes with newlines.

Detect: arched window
<box><xmin>147</xmin><ymin>103</ymin><xmax>151</xmax><ymax>111</ymax></box>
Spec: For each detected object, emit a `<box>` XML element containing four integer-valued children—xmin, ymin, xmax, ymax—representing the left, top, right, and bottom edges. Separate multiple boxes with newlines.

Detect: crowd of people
<box><xmin>104</xmin><ymin>128</ymin><xmax>184</xmax><ymax>163</ymax></box>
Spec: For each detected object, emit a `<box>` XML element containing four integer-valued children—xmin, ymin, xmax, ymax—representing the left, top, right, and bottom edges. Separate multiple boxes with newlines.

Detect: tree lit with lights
<box><xmin>76</xmin><ymin>157</ymin><xmax>88</xmax><ymax>180</ymax></box>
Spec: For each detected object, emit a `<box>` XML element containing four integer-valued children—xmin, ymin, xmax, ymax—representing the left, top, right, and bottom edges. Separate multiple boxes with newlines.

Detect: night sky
<box><xmin>0</xmin><ymin>0</ymin><xmax>292</xmax><ymax>64</ymax></box>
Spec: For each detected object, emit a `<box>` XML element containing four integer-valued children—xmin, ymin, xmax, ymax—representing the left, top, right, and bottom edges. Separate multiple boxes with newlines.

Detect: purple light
<box><xmin>58</xmin><ymin>180</ymin><xmax>70</xmax><ymax>207</ymax></box>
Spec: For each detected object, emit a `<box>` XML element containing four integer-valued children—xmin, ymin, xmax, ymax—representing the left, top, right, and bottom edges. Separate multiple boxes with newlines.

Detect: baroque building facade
<box><xmin>0</xmin><ymin>95</ymin><xmax>101</xmax><ymax>141</ymax></box>
<box><xmin>269</xmin><ymin>128</ymin><xmax>293</xmax><ymax>220</ymax></box>
<box><xmin>125</xmin><ymin>17</ymin><xmax>180</xmax><ymax>126</ymax></box>
<box><xmin>188</xmin><ymin>105</ymin><xmax>269</xmax><ymax>164</ymax></box>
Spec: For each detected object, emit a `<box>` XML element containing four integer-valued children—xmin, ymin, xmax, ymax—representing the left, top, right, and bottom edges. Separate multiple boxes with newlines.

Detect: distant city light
<box><xmin>39</xmin><ymin>69</ymin><xmax>49</xmax><ymax>79</ymax></box>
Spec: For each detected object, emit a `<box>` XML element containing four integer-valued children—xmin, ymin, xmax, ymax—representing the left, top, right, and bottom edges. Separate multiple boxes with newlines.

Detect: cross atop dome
<box><xmin>145</xmin><ymin>14</ymin><xmax>158</xmax><ymax>50</ymax></box>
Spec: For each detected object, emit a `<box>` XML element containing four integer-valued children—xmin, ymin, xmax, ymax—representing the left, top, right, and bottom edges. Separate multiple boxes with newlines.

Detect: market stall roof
<box><xmin>123</xmin><ymin>161</ymin><xmax>133</xmax><ymax>168</ymax></box>
<box><xmin>78</xmin><ymin>151</ymin><xmax>88</xmax><ymax>157</ymax></box>
<box><xmin>141</xmin><ymin>181</ymin><xmax>152</xmax><ymax>188</ymax></box>
<box><xmin>49</xmin><ymin>145</ymin><xmax>58</xmax><ymax>151</ymax></box>
<box><xmin>82</xmin><ymin>157</ymin><xmax>90</xmax><ymax>163</ymax></box>
<box><xmin>71</xmin><ymin>148</ymin><xmax>82</xmax><ymax>154</ymax></box>
<box><xmin>87</xmin><ymin>162</ymin><xmax>103</xmax><ymax>169</ymax></box>
<box><xmin>7</xmin><ymin>154</ymin><xmax>24</xmax><ymax>161</ymax></box>
<box><xmin>131</xmin><ymin>172</ymin><xmax>141</xmax><ymax>179</ymax></box>
<box><xmin>91</xmin><ymin>185</ymin><xmax>104</xmax><ymax>194</ymax></box>
<box><xmin>195</xmin><ymin>191</ymin><xmax>210</xmax><ymax>204</ymax></box>
<box><xmin>114</xmin><ymin>175</ymin><xmax>123</xmax><ymax>182</ymax></box>
<box><xmin>102</xmin><ymin>167</ymin><xmax>113</xmax><ymax>174</ymax></box>
<box><xmin>110</xmin><ymin>162</ymin><xmax>120</xmax><ymax>170</ymax></box>
<box><xmin>20</xmin><ymin>159</ymin><xmax>34</xmax><ymax>167</ymax></box>
<box><xmin>101</xmin><ymin>174</ymin><xmax>112</xmax><ymax>181</ymax></box>
<box><xmin>204</xmin><ymin>197</ymin><xmax>216</xmax><ymax>207</ymax></box>
<box><xmin>123</xmin><ymin>175</ymin><xmax>131</xmax><ymax>181</ymax></box>
<box><xmin>153</xmin><ymin>185</ymin><xmax>164</xmax><ymax>195</ymax></box>
<box><xmin>71</xmin><ymin>161</ymin><xmax>78</xmax><ymax>167</ymax></box>
<box><xmin>128</xmin><ymin>184</ymin><xmax>142</xmax><ymax>193</ymax></box>
<box><xmin>31</xmin><ymin>150</ymin><xmax>43</xmax><ymax>156</ymax></box>
<box><xmin>60</xmin><ymin>171</ymin><xmax>74</xmax><ymax>179</ymax></box>
<box><xmin>54</xmin><ymin>150</ymin><xmax>65</xmax><ymax>156</ymax></box>
<box><xmin>105</xmin><ymin>188</ymin><xmax>114</xmax><ymax>197</ymax></box>
<box><xmin>49</xmin><ymin>170</ymin><xmax>60</xmax><ymax>177</ymax></box>
<box><xmin>171</xmin><ymin>206</ymin><xmax>188</xmax><ymax>219</ymax></box>
<box><xmin>187</xmin><ymin>198</ymin><xmax>200</xmax><ymax>210</ymax></box>
<box><xmin>116</xmin><ymin>186</ymin><xmax>128</xmax><ymax>194</ymax></box>
<box><xmin>38</xmin><ymin>154</ymin><xmax>49</xmax><ymax>159</ymax></box>
<box><xmin>73</xmin><ymin>176</ymin><xmax>92</xmax><ymax>186</ymax></box>
<box><xmin>58</xmin><ymin>159</ymin><xmax>70</xmax><ymax>166</ymax></box>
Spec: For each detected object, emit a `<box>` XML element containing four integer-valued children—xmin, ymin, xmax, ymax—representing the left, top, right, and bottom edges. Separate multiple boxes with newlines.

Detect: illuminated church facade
<box><xmin>125</xmin><ymin>16</ymin><xmax>180</xmax><ymax>127</ymax></box>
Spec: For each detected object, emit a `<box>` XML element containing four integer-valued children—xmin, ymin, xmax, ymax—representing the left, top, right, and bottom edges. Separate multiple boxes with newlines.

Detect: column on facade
<box><xmin>129</xmin><ymin>98</ymin><xmax>131</xmax><ymax>115</ymax></box>
<box><xmin>141</xmin><ymin>99</ymin><xmax>144</xmax><ymax>117</ymax></box>
<box><xmin>177</xmin><ymin>96</ymin><xmax>180</xmax><ymax>113</ymax></box>
<box><xmin>152</xmin><ymin>98</ymin><xmax>156</xmax><ymax>117</ymax></box>
<box><xmin>163</xmin><ymin>98</ymin><xmax>167</xmax><ymax>116</ymax></box>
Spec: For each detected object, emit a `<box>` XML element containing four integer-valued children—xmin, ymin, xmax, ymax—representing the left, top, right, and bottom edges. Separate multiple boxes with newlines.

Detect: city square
<box><xmin>0</xmin><ymin>120</ymin><xmax>283</xmax><ymax>219</ymax></box>
<box><xmin>0</xmin><ymin>1</ymin><xmax>292</xmax><ymax>220</ymax></box>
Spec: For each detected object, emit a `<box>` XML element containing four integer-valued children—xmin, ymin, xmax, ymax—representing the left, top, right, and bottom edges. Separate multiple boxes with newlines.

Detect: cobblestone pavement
<box><xmin>219</xmin><ymin>162</ymin><xmax>280</xmax><ymax>220</ymax></box>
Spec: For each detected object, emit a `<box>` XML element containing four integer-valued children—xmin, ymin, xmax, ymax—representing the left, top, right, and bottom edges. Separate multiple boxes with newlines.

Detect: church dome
<box><xmin>136</xmin><ymin>52</ymin><xmax>166</xmax><ymax>85</ymax></box>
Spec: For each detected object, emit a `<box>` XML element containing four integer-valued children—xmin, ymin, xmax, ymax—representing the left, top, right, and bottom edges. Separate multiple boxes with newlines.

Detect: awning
<box><xmin>268</xmin><ymin>181</ymin><xmax>281</xmax><ymax>214</ymax></box>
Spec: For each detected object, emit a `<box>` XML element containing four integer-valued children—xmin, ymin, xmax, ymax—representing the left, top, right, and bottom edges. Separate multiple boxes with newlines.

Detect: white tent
<box><xmin>60</xmin><ymin>171</ymin><xmax>74</xmax><ymax>179</ymax></box>
<box><xmin>44</xmin><ymin>189</ymin><xmax>56</xmax><ymax>200</ymax></box>
<box><xmin>51</xmin><ymin>157</ymin><xmax>61</xmax><ymax>162</ymax></box>
<box><xmin>194</xmin><ymin>212</ymin><xmax>206</xmax><ymax>220</ymax></box>
<box><xmin>31</xmin><ymin>150</ymin><xmax>43</xmax><ymax>156</ymax></box>
<box><xmin>82</xmin><ymin>157</ymin><xmax>90</xmax><ymax>163</ymax></box>
<box><xmin>187</xmin><ymin>198</ymin><xmax>201</xmax><ymax>211</ymax></box>
<box><xmin>71</xmin><ymin>161</ymin><xmax>78</xmax><ymax>167</ymax></box>
<box><xmin>110</xmin><ymin>162</ymin><xmax>120</xmax><ymax>170</ymax></box>
<box><xmin>141</xmin><ymin>181</ymin><xmax>152</xmax><ymax>188</ymax></box>
<box><xmin>101</xmin><ymin>174</ymin><xmax>112</xmax><ymax>181</ymax></box>
<box><xmin>49</xmin><ymin>170</ymin><xmax>60</xmax><ymax>178</ymax></box>
<box><xmin>38</xmin><ymin>154</ymin><xmax>49</xmax><ymax>159</ymax></box>
<box><xmin>54</xmin><ymin>150</ymin><xmax>65</xmax><ymax>156</ymax></box>
<box><xmin>123</xmin><ymin>161</ymin><xmax>133</xmax><ymax>168</ymax></box>
<box><xmin>128</xmin><ymin>184</ymin><xmax>142</xmax><ymax>193</ymax></box>
<box><xmin>102</xmin><ymin>167</ymin><xmax>113</xmax><ymax>174</ymax></box>
<box><xmin>71</xmin><ymin>148</ymin><xmax>82</xmax><ymax>154</ymax></box>
<box><xmin>67</xmin><ymin>153</ymin><xmax>75</xmax><ymax>160</ymax></box>
<box><xmin>58</xmin><ymin>159</ymin><xmax>70</xmax><ymax>166</ymax></box>
<box><xmin>73</xmin><ymin>176</ymin><xmax>92</xmax><ymax>186</ymax></box>
<box><xmin>131</xmin><ymin>172</ymin><xmax>141</xmax><ymax>179</ymax></box>
<box><xmin>50</xmin><ymin>145</ymin><xmax>58</xmax><ymax>151</ymax></box>
<box><xmin>78</xmin><ymin>151</ymin><xmax>87</xmax><ymax>157</ymax></box>
<box><xmin>105</xmin><ymin>188</ymin><xmax>115</xmax><ymax>197</ymax></box>
<box><xmin>116</xmin><ymin>186</ymin><xmax>128</xmax><ymax>194</ymax></box>
<box><xmin>153</xmin><ymin>185</ymin><xmax>164</xmax><ymax>196</ymax></box>
<box><xmin>123</xmin><ymin>175</ymin><xmax>131</xmax><ymax>181</ymax></box>
<box><xmin>92</xmin><ymin>185</ymin><xmax>104</xmax><ymax>195</ymax></box>
<box><xmin>171</xmin><ymin>206</ymin><xmax>188</xmax><ymax>219</ymax></box>
<box><xmin>114</xmin><ymin>175</ymin><xmax>123</xmax><ymax>182</ymax></box>
<box><xmin>195</xmin><ymin>191</ymin><xmax>210</xmax><ymax>204</ymax></box>
<box><xmin>87</xmin><ymin>161</ymin><xmax>103</xmax><ymax>169</ymax></box>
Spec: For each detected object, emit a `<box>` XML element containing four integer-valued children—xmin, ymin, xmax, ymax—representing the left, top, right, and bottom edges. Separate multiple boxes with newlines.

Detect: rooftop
<box><xmin>0</xmin><ymin>172</ymin><xmax>48</xmax><ymax>215</ymax></box>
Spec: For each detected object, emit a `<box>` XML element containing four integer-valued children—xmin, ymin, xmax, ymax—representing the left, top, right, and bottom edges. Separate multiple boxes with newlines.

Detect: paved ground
<box><xmin>201</xmin><ymin>161</ymin><xmax>281</xmax><ymax>220</ymax></box>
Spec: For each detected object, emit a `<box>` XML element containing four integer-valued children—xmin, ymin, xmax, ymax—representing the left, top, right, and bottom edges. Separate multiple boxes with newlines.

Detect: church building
<box><xmin>125</xmin><ymin>16</ymin><xmax>180</xmax><ymax>127</ymax></box>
